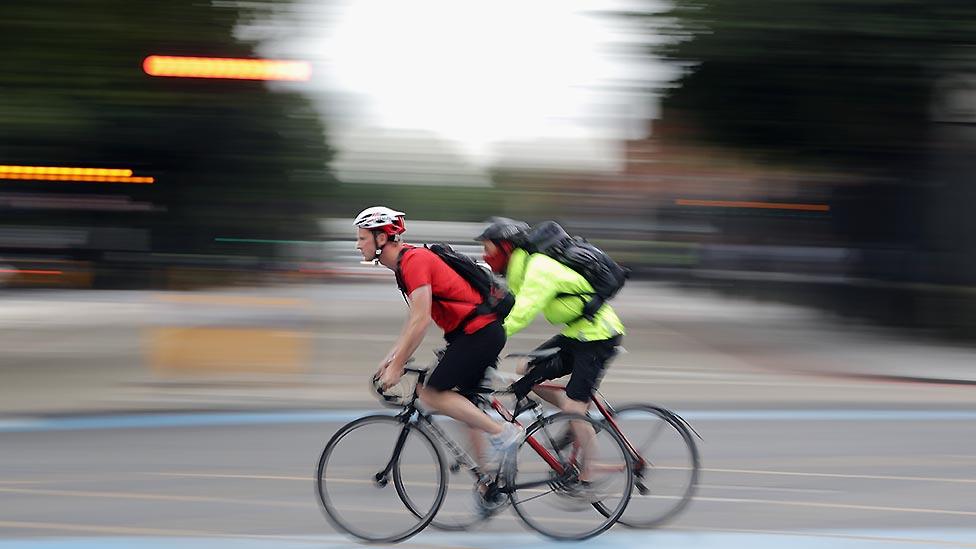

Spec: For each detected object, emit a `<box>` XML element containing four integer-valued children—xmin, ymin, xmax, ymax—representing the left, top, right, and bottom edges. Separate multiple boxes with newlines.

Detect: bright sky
<box><xmin>248</xmin><ymin>0</ymin><xmax>673</xmax><ymax>183</ymax></box>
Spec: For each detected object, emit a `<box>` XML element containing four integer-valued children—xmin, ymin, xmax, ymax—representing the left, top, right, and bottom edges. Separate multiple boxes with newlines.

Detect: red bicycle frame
<box><xmin>528</xmin><ymin>382</ymin><xmax>647</xmax><ymax>473</ymax></box>
<box><xmin>486</xmin><ymin>396</ymin><xmax>569</xmax><ymax>474</ymax></box>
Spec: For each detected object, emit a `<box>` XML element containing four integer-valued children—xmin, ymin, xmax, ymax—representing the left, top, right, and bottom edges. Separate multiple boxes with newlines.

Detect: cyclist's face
<box><xmin>482</xmin><ymin>240</ymin><xmax>499</xmax><ymax>257</ymax></box>
<box><xmin>482</xmin><ymin>240</ymin><xmax>508</xmax><ymax>274</ymax></box>
<box><xmin>357</xmin><ymin>228</ymin><xmax>378</xmax><ymax>260</ymax></box>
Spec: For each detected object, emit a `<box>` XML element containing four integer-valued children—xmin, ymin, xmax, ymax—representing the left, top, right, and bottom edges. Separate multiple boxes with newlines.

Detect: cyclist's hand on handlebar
<box><xmin>378</xmin><ymin>364</ymin><xmax>405</xmax><ymax>390</ymax></box>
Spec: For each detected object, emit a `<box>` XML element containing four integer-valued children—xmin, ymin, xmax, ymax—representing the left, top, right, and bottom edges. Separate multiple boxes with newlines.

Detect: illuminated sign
<box><xmin>143</xmin><ymin>55</ymin><xmax>311</xmax><ymax>81</ymax></box>
<box><xmin>676</xmin><ymin>199</ymin><xmax>830</xmax><ymax>212</ymax></box>
<box><xmin>0</xmin><ymin>165</ymin><xmax>154</xmax><ymax>184</ymax></box>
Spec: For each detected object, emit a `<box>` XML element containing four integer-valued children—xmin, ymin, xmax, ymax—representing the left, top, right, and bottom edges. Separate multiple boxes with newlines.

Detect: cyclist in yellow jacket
<box><xmin>476</xmin><ymin>218</ymin><xmax>625</xmax><ymax>420</ymax></box>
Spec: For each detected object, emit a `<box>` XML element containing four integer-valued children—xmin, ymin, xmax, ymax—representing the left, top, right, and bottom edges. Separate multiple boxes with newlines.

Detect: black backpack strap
<box><xmin>394</xmin><ymin>247</ymin><xmax>411</xmax><ymax>306</ymax></box>
<box><xmin>554</xmin><ymin>291</ymin><xmax>602</xmax><ymax>323</ymax></box>
<box><xmin>456</xmin><ymin>300</ymin><xmax>493</xmax><ymax>331</ymax></box>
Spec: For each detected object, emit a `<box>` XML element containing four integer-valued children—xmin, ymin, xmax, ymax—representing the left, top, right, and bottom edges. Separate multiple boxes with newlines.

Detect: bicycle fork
<box><xmin>374</xmin><ymin>412</ymin><xmax>416</xmax><ymax>488</ymax></box>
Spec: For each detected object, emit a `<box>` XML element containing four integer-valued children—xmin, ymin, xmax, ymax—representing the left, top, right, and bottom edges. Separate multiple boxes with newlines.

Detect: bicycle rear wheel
<box><xmin>315</xmin><ymin>414</ymin><xmax>447</xmax><ymax>543</ymax></box>
<box><xmin>603</xmin><ymin>404</ymin><xmax>700</xmax><ymax>528</ymax></box>
<box><xmin>509</xmin><ymin>412</ymin><xmax>632</xmax><ymax>540</ymax></box>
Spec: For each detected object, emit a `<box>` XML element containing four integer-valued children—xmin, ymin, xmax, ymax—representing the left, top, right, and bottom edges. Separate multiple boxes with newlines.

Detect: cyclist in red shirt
<box><xmin>354</xmin><ymin>206</ymin><xmax>521</xmax><ymax>470</ymax></box>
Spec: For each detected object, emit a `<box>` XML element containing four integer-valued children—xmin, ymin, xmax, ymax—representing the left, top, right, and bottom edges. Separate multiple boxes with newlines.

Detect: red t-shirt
<box><xmin>398</xmin><ymin>246</ymin><xmax>496</xmax><ymax>335</ymax></box>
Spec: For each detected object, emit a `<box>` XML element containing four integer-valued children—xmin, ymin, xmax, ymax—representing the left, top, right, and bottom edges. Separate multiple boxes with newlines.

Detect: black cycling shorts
<box><xmin>530</xmin><ymin>334</ymin><xmax>621</xmax><ymax>402</ymax></box>
<box><xmin>426</xmin><ymin>321</ymin><xmax>505</xmax><ymax>393</ymax></box>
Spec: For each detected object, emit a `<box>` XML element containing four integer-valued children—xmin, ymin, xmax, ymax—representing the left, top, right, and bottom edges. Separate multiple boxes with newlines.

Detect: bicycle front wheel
<box><xmin>509</xmin><ymin>412</ymin><xmax>633</xmax><ymax>541</ymax></box>
<box><xmin>315</xmin><ymin>414</ymin><xmax>447</xmax><ymax>543</ymax></box>
<box><xmin>399</xmin><ymin>414</ymin><xmax>489</xmax><ymax>532</ymax></box>
<box><xmin>604</xmin><ymin>404</ymin><xmax>700</xmax><ymax>528</ymax></box>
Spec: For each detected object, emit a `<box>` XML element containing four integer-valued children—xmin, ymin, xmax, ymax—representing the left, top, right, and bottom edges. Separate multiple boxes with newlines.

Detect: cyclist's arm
<box><xmin>380</xmin><ymin>315</ymin><xmax>412</xmax><ymax>366</ymax></box>
<box><xmin>388</xmin><ymin>284</ymin><xmax>433</xmax><ymax>372</ymax></box>
<box><xmin>503</xmin><ymin>258</ymin><xmax>560</xmax><ymax>337</ymax></box>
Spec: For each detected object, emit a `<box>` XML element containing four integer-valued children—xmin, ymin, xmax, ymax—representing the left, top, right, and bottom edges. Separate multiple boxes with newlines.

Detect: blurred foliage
<box><xmin>646</xmin><ymin>0</ymin><xmax>976</xmax><ymax>336</ymax></box>
<box><xmin>654</xmin><ymin>0</ymin><xmax>976</xmax><ymax>173</ymax></box>
<box><xmin>328</xmin><ymin>183</ymin><xmax>502</xmax><ymax>223</ymax></box>
<box><xmin>327</xmin><ymin>172</ymin><xmax>593</xmax><ymax>225</ymax></box>
<box><xmin>0</xmin><ymin>0</ymin><xmax>335</xmax><ymax>256</ymax></box>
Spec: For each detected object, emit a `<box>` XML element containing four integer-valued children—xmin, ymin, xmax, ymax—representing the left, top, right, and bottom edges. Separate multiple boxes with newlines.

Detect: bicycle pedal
<box><xmin>474</xmin><ymin>479</ymin><xmax>508</xmax><ymax>516</ymax></box>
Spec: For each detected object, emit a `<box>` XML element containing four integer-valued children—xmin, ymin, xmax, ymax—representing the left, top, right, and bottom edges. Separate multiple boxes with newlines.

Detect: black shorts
<box><xmin>531</xmin><ymin>334</ymin><xmax>621</xmax><ymax>402</ymax></box>
<box><xmin>426</xmin><ymin>321</ymin><xmax>505</xmax><ymax>393</ymax></box>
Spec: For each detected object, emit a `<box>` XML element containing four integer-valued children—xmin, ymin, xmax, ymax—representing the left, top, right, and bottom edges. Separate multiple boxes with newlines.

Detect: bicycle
<box><xmin>515</xmin><ymin>348</ymin><xmax>702</xmax><ymax>528</ymax></box>
<box><xmin>422</xmin><ymin>348</ymin><xmax>701</xmax><ymax>531</ymax></box>
<box><xmin>314</xmin><ymin>365</ymin><xmax>634</xmax><ymax>543</ymax></box>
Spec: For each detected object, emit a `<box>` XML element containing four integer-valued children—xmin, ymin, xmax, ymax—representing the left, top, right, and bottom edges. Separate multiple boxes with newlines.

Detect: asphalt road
<box><xmin>2</xmin><ymin>404</ymin><xmax>976</xmax><ymax>548</ymax></box>
<box><xmin>2</xmin><ymin>281</ymin><xmax>975</xmax><ymax>547</ymax></box>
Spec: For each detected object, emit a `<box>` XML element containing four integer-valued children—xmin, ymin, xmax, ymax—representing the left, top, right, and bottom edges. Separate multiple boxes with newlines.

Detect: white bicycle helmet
<box><xmin>354</xmin><ymin>206</ymin><xmax>406</xmax><ymax>236</ymax></box>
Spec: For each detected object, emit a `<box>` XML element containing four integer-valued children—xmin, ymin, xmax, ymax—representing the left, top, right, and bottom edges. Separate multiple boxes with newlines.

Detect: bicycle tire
<box><xmin>315</xmin><ymin>414</ymin><xmax>447</xmax><ymax>543</ymax></box>
<box><xmin>598</xmin><ymin>403</ymin><xmax>700</xmax><ymax>528</ymax></box>
<box><xmin>509</xmin><ymin>412</ymin><xmax>633</xmax><ymax>540</ymax></box>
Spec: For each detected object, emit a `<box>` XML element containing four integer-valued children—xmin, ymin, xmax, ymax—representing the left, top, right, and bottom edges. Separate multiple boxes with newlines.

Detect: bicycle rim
<box><xmin>509</xmin><ymin>412</ymin><xmax>633</xmax><ymax>540</ymax></box>
<box><xmin>315</xmin><ymin>414</ymin><xmax>447</xmax><ymax>543</ymax></box>
<box><xmin>600</xmin><ymin>404</ymin><xmax>700</xmax><ymax>528</ymax></box>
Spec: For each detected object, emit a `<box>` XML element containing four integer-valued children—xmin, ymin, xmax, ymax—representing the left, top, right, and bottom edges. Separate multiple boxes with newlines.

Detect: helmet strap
<box><xmin>372</xmin><ymin>232</ymin><xmax>384</xmax><ymax>259</ymax></box>
<box><xmin>372</xmin><ymin>231</ymin><xmax>400</xmax><ymax>262</ymax></box>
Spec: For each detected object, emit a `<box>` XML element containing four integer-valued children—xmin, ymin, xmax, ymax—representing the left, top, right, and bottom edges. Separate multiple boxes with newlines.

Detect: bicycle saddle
<box><xmin>505</xmin><ymin>348</ymin><xmax>560</xmax><ymax>360</ymax></box>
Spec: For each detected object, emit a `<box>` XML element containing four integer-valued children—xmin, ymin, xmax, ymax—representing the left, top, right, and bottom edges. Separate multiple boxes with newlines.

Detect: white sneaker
<box><xmin>552</xmin><ymin>479</ymin><xmax>613</xmax><ymax>511</ymax></box>
<box><xmin>485</xmin><ymin>422</ymin><xmax>523</xmax><ymax>475</ymax></box>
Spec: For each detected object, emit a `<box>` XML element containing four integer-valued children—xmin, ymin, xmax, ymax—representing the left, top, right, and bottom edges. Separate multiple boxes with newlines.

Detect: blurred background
<box><xmin>2</xmin><ymin>1</ymin><xmax>976</xmax><ymax>545</ymax></box>
<box><xmin>3</xmin><ymin>0</ymin><xmax>976</xmax><ymax>334</ymax></box>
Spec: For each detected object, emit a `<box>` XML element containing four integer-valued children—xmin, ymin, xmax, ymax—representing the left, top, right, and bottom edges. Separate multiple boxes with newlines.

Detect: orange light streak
<box><xmin>0</xmin><ymin>165</ymin><xmax>153</xmax><ymax>184</ymax></box>
<box><xmin>143</xmin><ymin>55</ymin><xmax>311</xmax><ymax>81</ymax></box>
<box><xmin>0</xmin><ymin>166</ymin><xmax>133</xmax><ymax>177</ymax></box>
<box><xmin>0</xmin><ymin>269</ymin><xmax>63</xmax><ymax>275</ymax></box>
<box><xmin>675</xmin><ymin>199</ymin><xmax>830</xmax><ymax>212</ymax></box>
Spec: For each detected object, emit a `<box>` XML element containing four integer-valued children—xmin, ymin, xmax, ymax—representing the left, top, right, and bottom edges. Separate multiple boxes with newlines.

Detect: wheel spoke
<box><xmin>315</xmin><ymin>415</ymin><xmax>446</xmax><ymax>543</ymax></box>
<box><xmin>509</xmin><ymin>412</ymin><xmax>633</xmax><ymax>541</ymax></box>
<box><xmin>606</xmin><ymin>404</ymin><xmax>700</xmax><ymax>529</ymax></box>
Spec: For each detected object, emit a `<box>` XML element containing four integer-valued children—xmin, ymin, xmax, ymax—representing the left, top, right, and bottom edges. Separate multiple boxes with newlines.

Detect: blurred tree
<box><xmin>655</xmin><ymin>0</ymin><xmax>976</xmax><ymax>172</ymax></box>
<box><xmin>652</xmin><ymin>1</ymin><xmax>976</xmax><ymax>281</ymax></box>
<box><xmin>0</xmin><ymin>0</ymin><xmax>334</xmax><ymax>260</ymax></box>
<box><xmin>650</xmin><ymin>1</ymin><xmax>976</xmax><ymax>334</ymax></box>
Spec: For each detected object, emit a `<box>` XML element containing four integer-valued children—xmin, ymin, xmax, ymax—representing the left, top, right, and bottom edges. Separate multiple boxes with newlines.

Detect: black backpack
<box><xmin>395</xmin><ymin>243</ymin><xmax>515</xmax><ymax>329</ymax></box>
<box><xmin>524</xmin><ymin>221</ymin><xmax>629</xmax><ymax>321</ymax></box>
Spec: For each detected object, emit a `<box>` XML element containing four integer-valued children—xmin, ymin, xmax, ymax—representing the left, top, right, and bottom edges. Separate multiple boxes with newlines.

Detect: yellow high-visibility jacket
<box><xmin>503</xmin><ymin>248</ymin><xmax>625</xmax><ymax>342</ymax></box>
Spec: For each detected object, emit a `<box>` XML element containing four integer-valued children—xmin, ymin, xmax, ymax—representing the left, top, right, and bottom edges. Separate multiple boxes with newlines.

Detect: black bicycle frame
<box><xmin>374</xmin><ymin>407</ymin><xmax>419</xmax><ymax>486</ymax></box>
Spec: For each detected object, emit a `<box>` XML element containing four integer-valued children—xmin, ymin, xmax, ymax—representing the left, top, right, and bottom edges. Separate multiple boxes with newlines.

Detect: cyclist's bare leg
<box><xmin>418</xmin><ymin>385</ymin><xmax>503</xmax><ymax>436</ymax></box>
<box><xmin>563</xmin><ymin>397</ymin><xmax>596</xmax><ymax>482</ymax></box>
<box><xmin>467</xmin><ymin>428</ymin><xmax>488</xmax><ymax>467</ymax></box>
<box><xmin>532</xmin><ymin>385</ymin><xmax>567</xmax><ymax>409</ymax></box>
<box><xmin>563</xmin><ymin>396</ymin><xmax>589</xmax><ymax>416</ymax></box>
<box><xmin>516</xmin><ymin>359</ymin><xmax>567</xmax><ymax>409</ymax></box>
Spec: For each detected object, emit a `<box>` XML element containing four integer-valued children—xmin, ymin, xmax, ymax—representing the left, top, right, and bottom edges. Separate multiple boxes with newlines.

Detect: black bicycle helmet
<box><xmin>475</xmin><ymin>217</ymin><xmax>530</xmax><ymax>245</ymax></box>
